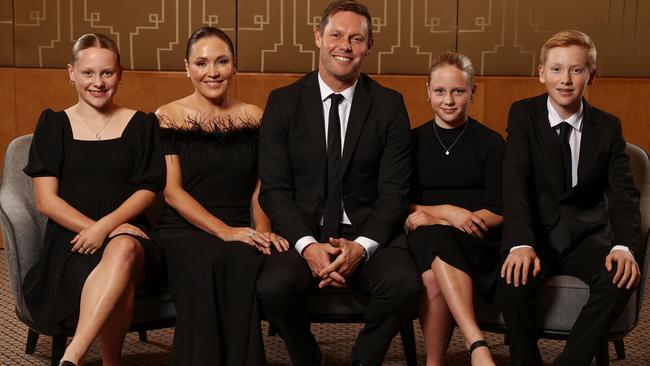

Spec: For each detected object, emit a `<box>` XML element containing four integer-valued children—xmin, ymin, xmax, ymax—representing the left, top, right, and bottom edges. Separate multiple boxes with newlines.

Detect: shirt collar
<box><xmin>547</xmin><ymin>97</ymin><xmax>583</xmax><ymax>132</ymax></box>
<box><xmin>318</xmin><ymin>73</ymin><xmax>357</xmax><ymax>103</ymax></box>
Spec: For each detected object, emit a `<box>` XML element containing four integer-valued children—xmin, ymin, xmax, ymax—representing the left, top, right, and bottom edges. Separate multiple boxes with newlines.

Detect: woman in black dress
<box><xmin>22</xmin><ymin>34</ymin><xmax>165</xmax><ymax>366</ymax></box>
<box><xmin>155</xmin><ymin>27</ymin><xmax>288</xmax><ymax>365</ymax></box>
<box><xmin>407</xmin><ymin>51</ymin><xmax>504</xmax><ymax>366</ymax></box>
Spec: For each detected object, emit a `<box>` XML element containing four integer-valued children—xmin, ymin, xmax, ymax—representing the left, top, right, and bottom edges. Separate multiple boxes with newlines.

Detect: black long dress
<box><xmin>22</xmin><ymin>109</ymin><xmax>166</xmax><ymax>334</ymax></box>
<box><xmin>408</xmin><ymin>117</ymin><xmax>504</xmax><ymax>300</ymax></box>
<box><xmin>155</xmin><ymin>117</ymin><xmax>266</xmax><ymax>366</ymax></box>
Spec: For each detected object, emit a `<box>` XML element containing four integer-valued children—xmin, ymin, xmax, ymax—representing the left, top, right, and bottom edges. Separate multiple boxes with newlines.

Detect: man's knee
<box><xmin>257</xmin><ymin>258</ymin><xmax>310</xmax><ymax>312</ymax></box>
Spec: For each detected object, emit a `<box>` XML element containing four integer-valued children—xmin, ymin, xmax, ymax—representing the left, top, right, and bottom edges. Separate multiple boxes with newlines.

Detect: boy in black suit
<box><xmin>497</xmin><ymin>30</ymin><xmax>641</xmax><ymax>366</ymax></box>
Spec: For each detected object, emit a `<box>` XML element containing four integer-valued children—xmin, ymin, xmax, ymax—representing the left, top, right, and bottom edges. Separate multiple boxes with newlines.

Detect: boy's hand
<box><xmin>500</xmin><ymin>247</ymin><xmax>541</xmax><ymax>287</ymax></box>
<box><xmin>605</xmin><ymin>249</ymin><xmax>640</xmax><ymax>289</ymax></box>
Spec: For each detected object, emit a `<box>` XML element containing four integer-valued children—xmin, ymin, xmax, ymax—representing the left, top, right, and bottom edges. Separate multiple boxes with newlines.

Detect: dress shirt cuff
<box><xmin>354</xmin><ymin>236</ymin><xmax>379</xmax><ymax>261</ymax></box>
<box><xmin>510</xmin><ymin>244</ymin><xmax>533</xmax><ymax>253</ymax></box>
<box><xmin>610</xmin><ymin>245</ymin><xmax>632</xmax><ymax>255</ymax></box>
<box><xmin>295</xmin><ymin>236</ymin><xmax>318</xmax><ymax>255</ymax></box>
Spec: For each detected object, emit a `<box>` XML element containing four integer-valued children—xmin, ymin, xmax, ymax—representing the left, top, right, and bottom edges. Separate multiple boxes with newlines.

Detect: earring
<box><xmin>187</xmin><ymin>74</ymin><xmax>190</xmax><ymax>78</ymax></box>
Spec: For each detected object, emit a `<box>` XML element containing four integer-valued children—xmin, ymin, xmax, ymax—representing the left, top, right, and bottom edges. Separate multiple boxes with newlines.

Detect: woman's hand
<box><xmin>220</xmin><ymin>226</ymin><xmax>288</xmax><ymax>255</ymax></box>
<box><xmin>70</xmin><ymin>221</ymin><xmax>112</xmax><ymax>255</ymax></box>
<box><xmin>257</xmin><ymin>231</ymin><xmax>290</xmax><ymax>254</ymax></box>
<box><xmin>109</xmin><ymin>223</ymin><xmax>149</xmax><ymax>239</ymax></box>
<box><xmin>443</xmin><ymin>205</ymin><xmax>488</xmax><ymax>238</ymax></box>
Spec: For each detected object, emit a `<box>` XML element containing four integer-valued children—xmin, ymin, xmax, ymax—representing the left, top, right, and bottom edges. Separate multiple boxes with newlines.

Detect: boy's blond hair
<box><xmin>540</xmin><ymin>30</ymin><xmax>597</xmax><ymax>70</ymax></box>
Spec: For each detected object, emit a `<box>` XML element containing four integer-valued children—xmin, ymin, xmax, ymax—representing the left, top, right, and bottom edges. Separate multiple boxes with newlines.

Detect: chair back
<box><xmin>625</xmin><ymin>143</ymin><xmax>650</xmax><ymax>324</ymax></box>
<box><xmin>0</xmin><ymin>134</ymin><xmax>46</xmax><ymax>323</ymax></box>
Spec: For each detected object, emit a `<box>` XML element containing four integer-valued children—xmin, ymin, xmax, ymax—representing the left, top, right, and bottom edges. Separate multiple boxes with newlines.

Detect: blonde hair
<box><xmin>540</xmin><ymin>30</ymin><xmax>597</xmax><ymax>70</ymax></box>
<box><xmin>427</xmin><ymin>51</ymin><xmax>475</xmax><ymax>86</ymax></box>
<box><xmin>71</xmin><ymin>33</ymin><xmax>121</xmax><ymax>67</ymax></box>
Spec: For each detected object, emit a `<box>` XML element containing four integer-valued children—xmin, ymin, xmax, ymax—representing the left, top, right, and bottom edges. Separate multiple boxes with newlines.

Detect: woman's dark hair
<box><xmin>185</xmin><ymin>26</ymin><xmax>235</xmax><ymax>61</ymax></box>
<box><xmin>71</xmin><ymin>33</ymin><xmax>121</xmax><ymax>66</ymax></box>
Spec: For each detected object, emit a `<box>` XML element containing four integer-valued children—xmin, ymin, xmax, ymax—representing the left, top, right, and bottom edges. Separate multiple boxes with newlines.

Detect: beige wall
<box><xmin>0</xmin><ymin>0</ymin><xmax>649</xmax><ymax>76</ymax></box>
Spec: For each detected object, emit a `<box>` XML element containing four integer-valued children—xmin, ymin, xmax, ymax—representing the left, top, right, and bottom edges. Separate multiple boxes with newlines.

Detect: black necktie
<box><xmin>322</xmin><ymin>93</ymin><xmax>344</xmax><ymax>240</ymax></box>
<box><xmin>558</xmin><ymin>122</ymin><xmax>573</xmax><ymax>191</ymax></box>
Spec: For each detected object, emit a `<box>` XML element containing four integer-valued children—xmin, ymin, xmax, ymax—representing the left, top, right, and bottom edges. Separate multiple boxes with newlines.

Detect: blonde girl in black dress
<box><xmin>408</xmin><ymin>51</ymin><xmax>504</xmax><ymax>366</ymax></box>
<box><xmin>23</xmin><ymin>34</ymin><xmax>165</xmax><ymax>366</ymax></box>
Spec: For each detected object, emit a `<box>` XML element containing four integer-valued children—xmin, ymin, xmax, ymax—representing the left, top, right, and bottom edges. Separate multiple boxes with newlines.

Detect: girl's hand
<box><xmin>109</xmin><ymin>223</ymin><xmax>149</xmax><ymax>239</ymax></box>
<box><xmin>70</xmin><ymin>221</ymin><xmax>112</xmax><ymax>255</ymax></box>
<box><xmin>444</xmin><ymin>205</ymin><xmax>488</xmax><ymax>238</ymax></box>
<box><xmin>405</xmin><ymin>210</ymin><xmax>441</xmax><ymax>231</ymax></box>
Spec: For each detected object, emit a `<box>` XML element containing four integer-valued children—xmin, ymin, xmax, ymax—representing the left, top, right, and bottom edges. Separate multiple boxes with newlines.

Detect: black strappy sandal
<box><xmin>58</xmin><ymin>361</ymin><xmax>76</xmax><ymax>366</ymax></box>
<box><xmin>468</xmin><ymin>339</ymin><xmax>489</xmax><ymax>356</ymax></box>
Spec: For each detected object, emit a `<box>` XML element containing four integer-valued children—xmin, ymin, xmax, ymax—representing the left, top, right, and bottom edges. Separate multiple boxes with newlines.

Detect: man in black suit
<box><xmin>497</xmin><ymin>30</ymin><xmax>641</xmax><ymax>366</ymax></box>
<box><xmin>256</xmin><ymin>1</ymin><xmax>421</xmax><ymax>365</ymax></box>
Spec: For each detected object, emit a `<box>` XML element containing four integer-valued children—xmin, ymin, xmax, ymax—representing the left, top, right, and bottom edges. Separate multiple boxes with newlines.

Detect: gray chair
<box><xmin>475</xmin><ymin>142</ymin><xmax>650</xmax><ymax>366</ymax></box>
<box><xmin>0</xmin><ymin>134</ymin><xmax>176</xmax><ymax>366</ymax></box>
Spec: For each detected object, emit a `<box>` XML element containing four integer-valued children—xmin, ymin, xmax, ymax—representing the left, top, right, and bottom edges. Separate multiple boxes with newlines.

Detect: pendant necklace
<box><xmin>433</xmin><ymin>119</ymin><xmax>470</xmax><ymax>156</ymax></box>
<box><xmin>76</xmin><ymin>106</ymin><xmax>113</xmax><ymax>140</ymax></box>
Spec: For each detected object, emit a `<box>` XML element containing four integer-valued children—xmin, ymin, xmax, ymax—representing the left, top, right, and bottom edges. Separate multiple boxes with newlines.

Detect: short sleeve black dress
<box><xmin>408</xmin><ymin>117</ymin><xmax>504</xmax><ymax>300</ymax></box>
<box><xmin>155</xmin><ymin>116</ymin><xmax>265</xmax><ymax>366</ymax></box>
<box><xmin>22</xmin><ymin>109</ymin><xmax>166</xmax><ymax>334</ymax></box>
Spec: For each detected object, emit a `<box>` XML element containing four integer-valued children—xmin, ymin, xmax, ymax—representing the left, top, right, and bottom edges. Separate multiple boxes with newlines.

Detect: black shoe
<box><xmin>58</xmin><ymin>361</ymin><xmax>76</xmax><ymax>366</ymax></box>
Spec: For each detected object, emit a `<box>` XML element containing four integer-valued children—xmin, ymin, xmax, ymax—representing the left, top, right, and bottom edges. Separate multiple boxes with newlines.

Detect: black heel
<box><xmin>57</xmin><ymin>361</ymin><xmax>76</xmax><ymax>366</ymax></box>
<box><xmin>468</xmin><ymin>339</ymin><xmax>489</xmax><ymax>356</ymax></box>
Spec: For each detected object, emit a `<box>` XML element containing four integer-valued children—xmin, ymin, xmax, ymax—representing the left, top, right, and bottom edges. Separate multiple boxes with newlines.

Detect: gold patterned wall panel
<box><xmin>4</xmin><ymin>0</ymin><xmax>650</xmax><ymax>75</ymax></box>
<box><xmin>0</xmin><ymin>0</ymin><xmax>13</xmax><ymax>66</ymax></box>
<box><xmin>13</xmin><ymin>0</ymin><xmax>236</xmax><ymax>70</ymax></box>
<box><xmin>458</xmin><ymin>0</ymin><xmax>650</xmax><ymax>77</ymax></box>
<box><xmin>237</xmin><ymin>0</ymin><xmax>456</xmax><ymax>75</ymax></box>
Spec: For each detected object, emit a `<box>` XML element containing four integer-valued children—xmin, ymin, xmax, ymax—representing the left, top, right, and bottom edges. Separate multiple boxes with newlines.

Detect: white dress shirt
<box><xmin>511</xmin><ymin>97</ymin><xmax>629</xmax><ymax>254</ymax></box>
<box><xmin>293</xmin><ymin>73</ymin><xmax>379</xmax><ymax>259</ymax></box>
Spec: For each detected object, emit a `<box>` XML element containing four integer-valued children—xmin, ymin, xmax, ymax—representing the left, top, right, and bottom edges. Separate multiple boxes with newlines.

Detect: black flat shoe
<box><xmin>468</xmin><ymin>339</ymin><xmax>489</xmax><ymax>356</ymax></box>
<box><xmin>58</xmin><ymin>361</ymin><xmax>76</xmax><ymax>366</ymax></box>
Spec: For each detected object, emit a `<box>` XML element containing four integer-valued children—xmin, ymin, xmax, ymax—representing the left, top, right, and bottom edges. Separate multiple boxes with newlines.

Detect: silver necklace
<box><xmin>76</xmin><ymin>107</ymin><xmax>113</xmax><ymax>140</ymax></box>
<box><xmin>433</xmin><ymin>119</ymin><xmax>470</xmax><ymax>156</ymax></box>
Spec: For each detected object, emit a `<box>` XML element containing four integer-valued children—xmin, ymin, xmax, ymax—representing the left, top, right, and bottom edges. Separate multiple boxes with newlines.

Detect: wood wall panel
<box><xmin>1</xmin><ymin>68</ymin><xmax>648</xmax><ymax>250</ymax></box>
<box><xmin>4</xmin><ymin>68</ymin><xmax>648</xmax><ymax>147</ymax></box>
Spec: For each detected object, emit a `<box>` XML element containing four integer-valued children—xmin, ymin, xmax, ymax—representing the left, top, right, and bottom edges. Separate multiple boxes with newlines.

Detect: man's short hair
<box><xmin>318</xmin><ymin>0</ymin><xmax>373</xmax><ymax>45</ymax></box>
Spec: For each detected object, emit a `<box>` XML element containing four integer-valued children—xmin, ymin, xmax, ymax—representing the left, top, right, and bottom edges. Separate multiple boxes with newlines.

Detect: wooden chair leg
<box><xmin>594</xmin><ymin>341</ymin><xmax>610</xmax><ymax>366</ymax></box>
<box><xmin>25</xmin><ymin>329</ymin><xmax>39</xmax><ymax>354</ymax></box>
<box><xmin>613</xmin><ymin>339</ymin><xmax>626</xmax><ymax>360</ymax></box>
<box><xmin>138</xmin><ymin>330</ymin><xmax>148</xmax><ymax>342</ymax></box>
<box><xmin>50</xmin><ymin>335</ymin><xmax>67</xmax><ymax>366</ymax></box>
<box><xmin>399</xmin><ymin>321</ymin><xmax>417</xmax><ymax>366</ymax></box>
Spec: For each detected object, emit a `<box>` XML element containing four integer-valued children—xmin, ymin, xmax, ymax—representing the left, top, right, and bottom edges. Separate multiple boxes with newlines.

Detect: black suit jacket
<box><xmin>258</xmin><ymin>71</ymin><xmax>412</xmax><ymax>248</ymax></box>
<box><xmin>502</xmin><ymin>93</ymin><xmax>640</xmax><ymax>255</ymax></box>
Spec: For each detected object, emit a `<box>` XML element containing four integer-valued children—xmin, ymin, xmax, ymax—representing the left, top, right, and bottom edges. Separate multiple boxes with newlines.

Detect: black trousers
<box><xmin>256</xmin><ymin>226</ymin><xmax>421</xmax><ymax>366</ymax></box>
<box><xmin>496</xmin><ymin>245</ymin><xmax>633</xmax><ymax>366</ymax></box>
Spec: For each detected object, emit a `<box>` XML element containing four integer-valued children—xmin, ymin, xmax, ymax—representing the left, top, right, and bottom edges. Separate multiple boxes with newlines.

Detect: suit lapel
<box><xmin>301</xmin><ymin>72</ymin><xmax>327</xmax><ymax>162</ymax></box>
<box><xmin>341</xmin><ymin>75</ymin><xmax>372</xmax><ymax>173</ymax></box>
<box><xmin>577</xmin><ymin>100</ymin><xmax>599</xmax><ymax>183</ymax></box>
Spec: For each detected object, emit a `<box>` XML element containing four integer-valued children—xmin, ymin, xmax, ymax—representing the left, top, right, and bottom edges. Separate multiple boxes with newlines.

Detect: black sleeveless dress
<box><xmin>22</xmin><ymin>109</ymin><xmax>166</xmax><ymax>334</ymax></box>
<box><xmin>408</xmin><ymin>117</ymin><xmax>504</xmax><ymax>300</ymax></box>
<box><xmin>155</xmin><ymin>116</ymin><xmax>266</xmax><ymax>366</ymax></box>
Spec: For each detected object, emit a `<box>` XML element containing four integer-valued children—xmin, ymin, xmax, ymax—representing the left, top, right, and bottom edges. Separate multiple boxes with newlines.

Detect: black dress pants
<box><xmin>256</xmin><ymin>227</ymin><xmax>421</xmax><ymax>366</ymax></box>
<box><xmin>496</xmin><ymin>246</ymin><xmax>633</xmax><ymax>366</ymax></box>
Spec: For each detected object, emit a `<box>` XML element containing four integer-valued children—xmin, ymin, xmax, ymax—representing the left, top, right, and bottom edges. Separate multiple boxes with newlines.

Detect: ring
<box><xmin>249</xmin><ymin>231</ymin><xmax>255</xmax><ymax>239</ymax></box>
